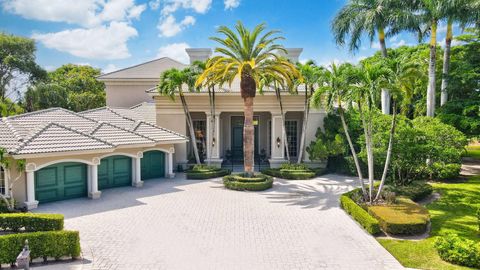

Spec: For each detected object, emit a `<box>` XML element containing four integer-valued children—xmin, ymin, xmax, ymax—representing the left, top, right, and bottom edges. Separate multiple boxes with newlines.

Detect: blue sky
<box><xmin>0</xmin><ymin>0</ymin><xmax>460</xmax><ymax>73</ymax></box>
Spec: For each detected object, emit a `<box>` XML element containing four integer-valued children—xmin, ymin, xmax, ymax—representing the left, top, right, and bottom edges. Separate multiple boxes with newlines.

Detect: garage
<box><xmin>98</xmin><ymin>155</ymin><xmax>132</xmax><ymax>189</ymax></box>
<box><xmin>141</xmin><ymin>150</ymin><xmax>165</xmax><ymax>180</ymax></box>
<box><xmin>35</xmin><ymin>162</ymin><xmax>88</xmax><ymax>203</ymax></box>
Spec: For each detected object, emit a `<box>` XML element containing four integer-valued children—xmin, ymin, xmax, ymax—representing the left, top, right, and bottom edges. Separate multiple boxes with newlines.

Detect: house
<box><xmin>0</xmin><ymin>107</ymin><xmax>187</xmax><ymax>209</ymax></box>
<box><xmin>98</xmin><ymin>48</ymin><xmax>327</xmax><ymax>170</ymax></box>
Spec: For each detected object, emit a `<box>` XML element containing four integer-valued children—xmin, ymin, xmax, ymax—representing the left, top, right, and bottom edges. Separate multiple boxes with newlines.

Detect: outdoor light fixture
<box><xmin>276</xmin><ymin>137</ymin><xmax>281</xmax><ymax>148</ymax></box>
<box><xmin>212</xmin><ymin>137</ymin><xmax>216</xmax><ymax>147</ymax></box>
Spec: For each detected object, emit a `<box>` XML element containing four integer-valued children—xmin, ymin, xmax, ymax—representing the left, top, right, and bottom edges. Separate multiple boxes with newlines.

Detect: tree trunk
<box><xmin>276</xmin><ymin>87</ymin><xmax>290</xmax><ymax>162</ymax></box>
<box><xmin>180</xmin><ymin>93</ymin><xmax>201</xmax><ymax>164</ymax></box>
<box><xmin>339</xmin><ymin>105</ymin><xmax>367</xmax><ymax>195</ymax></box>
<box><xmin>378</xmin><ymin>27</ymin><xmax>390</xmax><ymax>115</ymax></box>
<box><xmin>243</xmin><ymin>96</ymin><xmax>255</xmax><ymax>175</ymax></box>
<box><xmin>440</xmin><ymin>19</ymin><xmax>452</xmax><ymax>106</ymax></box>
<box><xmin>297</xmin><ymin>85</ymin><xmax>309</xmax><ymax>163</ymax></box>
<box><xmin>207</xmin><ymin>87</ymin><xmax>216</xmax><ymax>165</ymax></box>
<box><xmin>427</xmin><ymin>20</ymin><xmax>437</xmax><ymax>117</ymax></box>
<box><xmin>358</xmin><ymin>102</ymin><xmax>374</xmax><ymax>202</ymax></box>
<box><xmin>375</xmin><ymin>104</ymin><xmax>397</xmax><ymax>201</ymax></box>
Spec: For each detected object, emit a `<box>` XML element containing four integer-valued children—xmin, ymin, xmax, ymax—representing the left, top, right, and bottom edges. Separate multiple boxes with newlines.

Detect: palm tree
<box><xmin>196</xmin><ymin>22</ymin><xmax>298</xmax><ymax>176</ymax></box>
<box><xmin>311</xmin><ymin>62</ymin><xmax>367</xmax><ymax>196</ymax></box>
<box><xmin>158</xmin><ymin>67</ymin><xmax>201</xmax><ymax>164</ymax></box>
<box><xmin>296</xmin><ymin>61</ymin><xmax>322</xmax><ymax>164</ymax></box>
<box><xmin>332</xmin><ymin>0</ymin><xmax>412</xmax><ymax>114</ymax></box>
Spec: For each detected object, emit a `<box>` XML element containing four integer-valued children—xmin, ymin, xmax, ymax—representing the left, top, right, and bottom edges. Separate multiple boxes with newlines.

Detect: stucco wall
<box><xmin>106</xmin><ymin>84</ymin><xmax>156</xmax><ymax>107</ymax></box>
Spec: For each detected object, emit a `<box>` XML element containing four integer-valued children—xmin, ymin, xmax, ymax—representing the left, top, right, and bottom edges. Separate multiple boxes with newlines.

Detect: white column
<box><xmin>25</xmin><ymin>171</ymin><xmax>38</xmax><ymax>210</ymax></box>
<box><xmin>88</xmin><ymin>164</ymin><xmax>101</xmax><ymax>199</ymax></box>
<box><xmin>132</xmin><ymin>157</ymin><xmax>143</xmax><ymax>187</ymax></box>
<box><xmin>167</xmin><ymin>151</ymin><xmax>175</xmax><ymax>178</ymax></box>
<box><xmin>269</xmin><ymin>113</ymin><xmax>286</xmax><ymax>168</ymax></box>
<box><xmin>206</xmin><ymin>113</ymin><xmax>222</xmax><ymax>166</ymax></box>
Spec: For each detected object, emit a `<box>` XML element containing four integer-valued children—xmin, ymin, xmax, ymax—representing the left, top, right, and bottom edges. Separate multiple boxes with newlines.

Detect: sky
<box><xmin>0</xmin><ymin>0</ymin><xmax>462</xmax><ymax>74</ymax></box>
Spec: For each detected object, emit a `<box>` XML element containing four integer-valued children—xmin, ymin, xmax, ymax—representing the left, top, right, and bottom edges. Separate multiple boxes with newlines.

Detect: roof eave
<box><xmin>12</xmin><ymin>148</ymin><xmax>115</xmax><ymax>159</ymax></box>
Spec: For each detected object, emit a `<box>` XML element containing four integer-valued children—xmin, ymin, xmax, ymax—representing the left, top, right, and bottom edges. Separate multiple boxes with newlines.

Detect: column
<box><xmin>167</xmin><ymin>151</ymin><xmax>175</xmax><ymax>178</ymax></box>
<box><xmin>25</xmin><ymin>171</ymin><xmax>38</xmax><ymax>210</ymax></box>
<box><xmin>132</xmin><ymin>157</ymin><xmax>143</xmax><ymax>187</ymax></box>
<box><xmin>206</xmin><ymin>113</ymin><xmax>222</xmax><ymax>167</ymax></box>
<box><xmin>89</xmin><ymin>164</ymin><xmax>101</xmax><ymax>199</ymax></box>
<box><xmin>269</xmin><ymin>113</ymin><xmax>286</xmax><ymax>168</ymax></box>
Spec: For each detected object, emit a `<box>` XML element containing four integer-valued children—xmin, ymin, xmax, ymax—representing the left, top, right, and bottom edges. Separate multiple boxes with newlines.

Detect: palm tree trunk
<box><xmin>207</xmin><ymin>87</ymin><xmax>216</xmax><ymax>165</ymax></box>
<box><xmin>358</xmin><ymin>102</ymin><xmax>374</xmax><ymax>202</ymax></box>
<box><xmin>378</xmin><ymin>27</ymin><xmax>390</xmax><ymax>115</ymax></box>
<box><xmin>375</xmin><ymin>103</ymin><xmax>397</xmax><ymax>201</ymax></box>
<box><xmin>339</xmin><ymin>105</ymin><xmax>366</xmax><ymax>195</ymax></box>
<box><xmin>180</xmin><ymin>93</ymin><xmax>201</xmax><ymax>164</ymax></box>
<box><xmin>243</xmin><ymin>96</ymin><xmax>255</xmax><ymax>175</ymax></box>
<box><xmin>276</xmin><ymin>87</ymin><xmax>290</xmax><ymax>162</ymax></box>
<box><xmin>427</xmin><ymin>20</ymin><xmax>438</xmax><ymax>117</ymax></box>
<box><xmin>440</xmin><ymin>19</ymin><xmax>452</xmax><ymax>106</ymax></box>
<box><xmin>297</xmin><ymin>85</ymin><xmax>309</xmax><ymax>163</ymax></box>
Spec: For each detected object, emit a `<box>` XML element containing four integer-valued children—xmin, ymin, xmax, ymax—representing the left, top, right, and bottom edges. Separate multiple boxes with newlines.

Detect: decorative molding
<box><xmin>169</xmin><ymin>147</ymin><xmax>175</xmax><ymax>154</ymax></box>
<box><xmin>92</xmin><ymin>157</ymin><xmax>100</xmax><ymax>165</ymax></box>
<box><xmin>25</xmin><ymin>163</ymin><xmax>36</xmax><ymax>172</ymax></box>
<box><xmin>136</xmin><ymin>151</ymin><xmax>144</xmax><ymax>158</ymax></box>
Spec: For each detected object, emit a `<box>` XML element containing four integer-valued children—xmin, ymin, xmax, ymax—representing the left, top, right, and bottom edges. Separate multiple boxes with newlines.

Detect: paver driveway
<box><xmin>34</xmin><ymin>174</ymin><xmax>403</xmax><ymax>270</ymax></box>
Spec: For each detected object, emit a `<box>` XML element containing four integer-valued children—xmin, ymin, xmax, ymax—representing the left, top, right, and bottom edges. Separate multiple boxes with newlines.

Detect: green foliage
<box><xmin>437</xmin><ymin>99</ymin><xmax>480</xmax><ymax>138</ymax></box>
<box><xmin>340</xmin><ymin>193</ymin><xmax>381</xmax><ymax>235</ymax></box>
<box><xmin>464</xmin><ymin>145</ymin><xmax>480</xmax><ymax>160</ymax></box>
<box><xmin>477</xmin><ymin>208</ymin><xmax>480</xmax><ymax>234</ymax></box>
<box><xmin>434</xmin><ymin>234</ymin><xmax>480</xmax><ymax>269</ymax></box>
<box><xmin>262</xmin><ymin>164</ymin><xmax>326</xmax><ymax>180</ymax></box>
<box><xmin>0</xmin><ymin>97</ymin><xmax>23</xmax><ymax>117</ymax></box>
<box><xmin>0</xmin><ymin>213</ymin><xmax>64</xmax><ymax>232</ymax></box>
<box><xmin>223</xmin><ymin>173</ymin><xmax>273</xmax><ymax>191</ymax></box>
<box><xmin>368</xmin><ymin>197</ymin><xmax>430</xmax><ymax>235</ymax></box>
<box><xmin>24</xmin><ymin>64</ymin><xmax>105</xmax><ymax>112</ymax></box>
<box><xmin>385</xmin><ymin>182</ymin><xmax>433</xmax><ymax>202</ymax></box>
<box><xmin>0</xmin><ymin>230</ymin><xmax>80</xmax><ymax>264</ymax></box>
<box><xmin>186</xmin><ymin>165</ymin><xmax>231</xmax><ymax>179</ymax></box>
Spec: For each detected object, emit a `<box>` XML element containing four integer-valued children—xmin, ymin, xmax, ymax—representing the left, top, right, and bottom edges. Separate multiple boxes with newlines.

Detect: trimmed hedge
<box><xmin>0</xmin><ymin>230</ymin><xmax>80</xmax><ymax>264</ymax></box>
<box><xmin>0</xmin><ymin>213</ymin><xmax>64</xmax><ymax>232</ymax></box>
<box><xmin>223</xmin><ymin>174</ymin><xmax>273</xmax><ymax>191</ymax></box>
<box><xmin>434</xmin><ymin>234</ymin><xmax>480</xmax><ymax>268</ymax></box>
<box><xmin>186</xmin><ymin>168</ymin><xmax>231</xmax><ymax>179</ymax></box>
<box><xmin>262</xmin><ymin>166</ymin><xmax>326</xmax><ymax>180</ymax></box>
<box><xmin>368</xmin><ymin>197</ymin><xmax>430</xmax><ymax>235</ymax></box>
<box><xmin>340</xmin><ymin>194</ymin><xmax>381</xmax><ymax>235</ymax></box>
<box><xmin>385</xmin><ymin>182</ymin><xmax>433</xmax><ymax>202</ymax></box>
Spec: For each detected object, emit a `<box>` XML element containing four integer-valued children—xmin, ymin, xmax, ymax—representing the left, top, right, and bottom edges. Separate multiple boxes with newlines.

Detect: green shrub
<box><xmin>0</xmin><ymin>230</ymin><xmax>81</xmax><ymax>264</ymax></box>
<box><xmin>0</xmin><ymin>213</ymin><xmax>64</xmax><ymax>232</ymax></box>
<box><xmin>186</xmin><ymin>168</ymin><xmax>231</xmax><ymax>179</ymax></box>
<box><xmin>223</xmin><ymin>174</ymin><xmax>273</xmax><ymax>191</ymax></box>
<box><xmin>434</xmin><ymin>234</ymin><xmax>480</xmax><ymax>268</ymax></box>
<box><xmin>429</xmin><ymin>162</ymin><xmax>461</xmax><ymax>180</ymax></box>
<box><xmin>279</xmin><ymin>163</ymin><xmax>309</xmax><ymax>170</ymax></box>
<box><xmin>477</xmin><ymin>208</ymin><xmax>480</xmax><ymax>233</ymax></box>
<box><xmin>340</xmin><ymin>194</ymin><xmax>381</xmax><ymax>235</ymax></box>
<box><xmin>0</xmin><ymin>199</ymin><xmax>10</xmax><ymax>213</ymax></box>
<box><xmin>385</xmin><ymin>182</ymin><xmax>433</xmax><ymax>202</ymax></box>
<box><xmin>368</xmin><ymin>197</ymin><xmax>430</xmax><ymax>235</ymax></box>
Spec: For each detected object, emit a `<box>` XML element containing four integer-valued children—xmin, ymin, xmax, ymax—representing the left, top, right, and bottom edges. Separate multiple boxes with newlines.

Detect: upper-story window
<box><xmin>0</xmin><ymin>167</ymin><xmax>5</xmax><ymax>196</ymax></box>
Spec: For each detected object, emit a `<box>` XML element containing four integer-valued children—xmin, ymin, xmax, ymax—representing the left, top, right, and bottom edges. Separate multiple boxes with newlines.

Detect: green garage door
<box><xmin>141</xmin><ymin>151</ymin><xmax>165</xmax><ymax>180</ymax></box>
<box><xmin>35</xmin><ymin>162</ymin><xmax>87</xmax><ymax>203</ymax></box>
<box><xmin>98</xmin><ymin>155</ymin><xmax>132</xmax><ymax>190</ymax></box>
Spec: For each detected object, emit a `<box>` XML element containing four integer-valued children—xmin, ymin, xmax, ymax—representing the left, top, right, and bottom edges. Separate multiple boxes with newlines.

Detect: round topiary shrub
<box><xmin>223</xmin><ymin>173</ymin><xmax>273</xmax><ymax>191</ymax></box>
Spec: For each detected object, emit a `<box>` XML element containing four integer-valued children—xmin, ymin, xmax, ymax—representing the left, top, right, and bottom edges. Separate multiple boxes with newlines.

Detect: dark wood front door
<box><xmin>231</xmin><ymin>116</ymin><xmax>259</xmax><ymax>161</ymax></box>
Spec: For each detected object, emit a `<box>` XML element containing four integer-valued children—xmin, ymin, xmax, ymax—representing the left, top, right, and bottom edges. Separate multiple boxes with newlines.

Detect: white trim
<box><xmin>97</xmin><ymin>152</ymin><xmax>138</xmax><ymax>159</ymax></box>
<box><xmin>33</xmin><ymin>159</ymin><xmax>96</xmax><ymax>171</ymax></box>
<box><xmin>142</xmin><ymin>147</ymin><xmax>171</xmax><ymax>154</ymax></box>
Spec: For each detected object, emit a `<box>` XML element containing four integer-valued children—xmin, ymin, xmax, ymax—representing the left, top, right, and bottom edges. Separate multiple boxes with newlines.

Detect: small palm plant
<box><xmin>196</xmin><ymin>22</ymin><xmax>298</xmax><ymax>176</ymax></box>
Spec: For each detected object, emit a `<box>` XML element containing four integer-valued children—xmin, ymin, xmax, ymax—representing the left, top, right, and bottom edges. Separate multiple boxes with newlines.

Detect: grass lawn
<box><xmin>378</xmin><ymin>176</ymin><xmax>480</xmax><ymax>270</ymax></box>
<box><xmin>464</xmin><ymin>145</ymin><xmax>480</xmax><ymax>160</ymax></box>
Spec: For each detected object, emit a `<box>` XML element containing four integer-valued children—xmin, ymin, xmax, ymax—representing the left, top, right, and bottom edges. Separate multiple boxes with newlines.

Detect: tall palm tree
<box><xmin>332</xmin><ymin>0</ymin><xmax>411</xmax><ymax>114</ymax></box>
<box><xmin>311</xmin><ymin>62</ymin><xmax>367</xmax><ymax>196</ymax></box>
<box><xmin>296</xmin><ymin>61</ymin><xmax>322</xmax><ymax>164</ymax></box>
<box><xmin>158</xmin><ymin>67</ymin><xmax>201</xmax><ymax>164</ymax></box>
<box><xmin>196</xmin><ymin>22</ymin><xmax>298</xmax><ymax>176</ymax></box>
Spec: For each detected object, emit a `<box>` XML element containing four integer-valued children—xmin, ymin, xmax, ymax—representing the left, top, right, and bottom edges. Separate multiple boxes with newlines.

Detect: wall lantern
<box><xmin>212</xmin><ymin>137</ymin><xmax>216</xmax><ymax>147</ymax></box>
<box><xmin>276</xmin><ymin>137</ymin><xmax>281</xmax><ymax>148</ymax></box>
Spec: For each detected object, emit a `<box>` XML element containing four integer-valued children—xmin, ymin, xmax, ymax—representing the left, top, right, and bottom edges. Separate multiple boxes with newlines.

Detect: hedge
<box><xmin>186</xmin><ymin>168</ymin><xmax>231</xmax><ymax>179</ymax></box>
<box><xmin>0</xmin><ymin>213</ymin><xmax>64</xmax><ymax>232</ymax></box>
<box><xmin>262</xmin><ymin>167</ymin><xmax>326</xmax><ymax>180</ymax></box>
<box><xmin>0</xmin><ymin>230</ymin><xmax>80</xmax><ymax>264</ymax></box>
<box><xmin>340</xmin><ymin>194</ymin><xmax>381</xmax><ymax>235</ymax></box>
<box><xmin>368</xmin><ymin>197</ymin><xmax>430</xmax><ymax>235</ymax></box>
<box><xmin>385</xmin><ymin>182</ymin><xmax>433</xmax><ymax>202</ymax></box>
<box><xmin>223</xmin><ymin>174</ymin><xmax>273</xmax><ymax>191</ymax></box>
<box><xmin>434</xmin><ymin>234</ymin><xmax>480</xmax><ymax>269</ymax></box>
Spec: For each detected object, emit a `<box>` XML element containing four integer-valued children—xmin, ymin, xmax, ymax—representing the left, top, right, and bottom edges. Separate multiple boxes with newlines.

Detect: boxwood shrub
<box><xmin>223</xmin><ymin>173</ymin><xmax>273</xmax><ymax>191</ymax></box>
<box><xmin>434</xmin><ymin>234</ymin><xmax>480</xmax><ymax>269</ymax></box>
<box><xmin>385</xmin><ymin>182</ymin><xmax>433</xmax><ymax>202</ymax></box>
<box><xmin>368</xmin><ymin>197</ymin><xmax>430</xmax><ymax>235</ymax></box>
<box><xmin>185</xmin><ymin>165</ymin><xmax>231</xmax><ymax>179</ymax></box>
<box><xmin>262</xmin><ymin>164</ymin><xmax>326</xmax><ymax>180</ymax></box>
<box><xmin>0</xmin><ymin>230</ymin><xmax>80</xmax><ymax>264</ymax></box>
<box><xmin>340</xmin><ymin>194</ymin><xmax>381</xmax><ymax>235</ymax></box>
<box><xmin>0</xmin><ymin>213</ymin><xmax>64</xmax><ymax>232</ymax></box>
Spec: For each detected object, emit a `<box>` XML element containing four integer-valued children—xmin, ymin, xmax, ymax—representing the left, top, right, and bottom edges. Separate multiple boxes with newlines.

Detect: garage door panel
<box><xmin>35</xmin><ymin>168</ymin><xmax>58</xmax><ymax>188</ymax></box>
<box><xmin>141</xmin><ymin>151</ymin><xmax>165</xmax><ymax>180</ymax></box>
<box><xmin>98</xmin><ymin>155</ymin><xmax>132</xmax><ymax>189</ymax></box>
<box><xmin>64</xmin><ymin>185</ymin><xmax>87</xmax><ymax>198</ymax></box>
<box><xmin>64</xmin><ymin>165</ymin><xmax>85</xmax><ymax>184</ymax></box>
<box><xmin>36</xmin><ymin>189</ymin><xmax>59</xmax><ymax>203</ymax></box>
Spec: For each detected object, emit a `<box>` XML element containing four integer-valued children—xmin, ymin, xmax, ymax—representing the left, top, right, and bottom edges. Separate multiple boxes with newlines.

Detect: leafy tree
<box><xmin>0</xmin><ymin>97</ymin><xmax>23</xmax><ymax>117</ymax></box>
<box><xmin>0</xmin><ymin>148</ymin><xmax>25</xmax><ymax>212</ymax></box>
<box><xmin>437</xmin><ymin>99</ymin><xmax>480</xmax><ymax>138</ymax></box>
<box><xmin>0</xmin><ymin>32</ymin><xmax>46</xmax><ymax>101</ymax></box>
<box><xmin>196</xmin><ymin>22</ymin><xmax>298</xmax><ymax>176</ymax></box>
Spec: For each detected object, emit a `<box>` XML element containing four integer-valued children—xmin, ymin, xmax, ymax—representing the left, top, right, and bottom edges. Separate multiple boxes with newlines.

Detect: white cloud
<box><xmin>391</xmin><ymin>39</ymin><xmax>411</xmax><ymax>48</ymax></box>
<box><xmin>389</xmin><ymin>36</ymin><xmax>398</xmax><ymax>42</ymax></box>
<box><xmin>157</xmin><ymin>15</ymin><xmax>196</xmax><ymax>37</ymax></box>
<box><xmin>439</xmin><ymin>38</ymin><xmax>462</xmax><ymax>48</ymax></box>
<box><xmin>157</xmin><ymin>42</ymin><xmax>190</xmax><ymax>63</ymax></box>
<box><xmin>103</xmin><ymin>64</ymin><xmax>119</xmax><ymax>73</ymax></box>
<box><xmin>32</xmin><ymin>21</ymin><xmax>138</xmax><ymax>60</ymax></box>
<box><xmin>224</xmin><ymin>0</ymin><xmax>240</xmax><ymax>9</ymax></box>
<box><xmin>2</xmin><ymin>0</ymin><xmax>146</xmax><ymax>27</ymax></box>
<box><xmin>161</xmin><ymin>0</ymin><xmax>212</xmax><ymax>15</ymax></box>
<box><xmin>371</xmin><ymin>42</ymin><xmax>381</xmax><ymax>49</ymax></box>
<box><xmin>149</xmin><ymin>0</ymin><xmax>161</xmax><ymax>10</ymax></box>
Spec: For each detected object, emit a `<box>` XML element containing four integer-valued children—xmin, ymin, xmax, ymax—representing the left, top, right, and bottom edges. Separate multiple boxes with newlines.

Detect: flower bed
<box><xmin>340</xmin><ymin>192</ymin><xmax>381</xmax><ymax>235</ymax></box>
<box><xmin>186</xmin><ymin>165</ymin><xmax>231</xmax><ymax>179</ymax></box>
<box><xmin>223</xmin><ymin>173</ymin><xmax>273</xmax><ymax>191</ymax></box>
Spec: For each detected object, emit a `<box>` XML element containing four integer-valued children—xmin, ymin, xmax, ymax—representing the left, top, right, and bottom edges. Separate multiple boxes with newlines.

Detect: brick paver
<box><xmin>34</xmin><ymin>174</ymin><xmax>403</xmax><ymax>270</ymax></box>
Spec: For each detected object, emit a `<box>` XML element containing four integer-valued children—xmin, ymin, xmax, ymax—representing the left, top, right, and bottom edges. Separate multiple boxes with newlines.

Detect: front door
<box><xmin>230</xmin><ymin>116</ymin><xmax>259</xmax><ymax>161</ymax></box>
